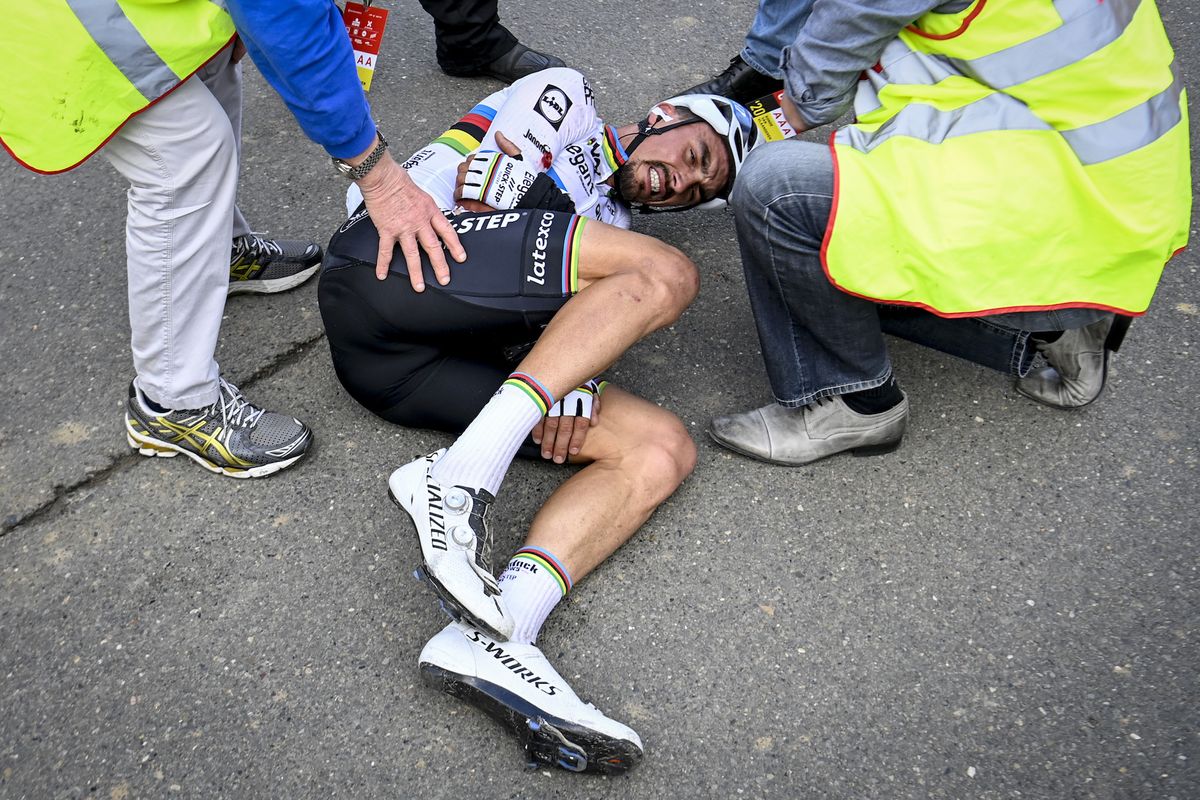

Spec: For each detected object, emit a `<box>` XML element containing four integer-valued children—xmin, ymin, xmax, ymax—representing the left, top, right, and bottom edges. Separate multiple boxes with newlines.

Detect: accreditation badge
<box><xmin>747</xmin><ymin>90</ymin><xmax>796</xmax><ymax>142</ymax></box>
<box><xmin>343</xmin><ymin>2</ymin><xmax>390</xmax><ymax>91</ymax></box>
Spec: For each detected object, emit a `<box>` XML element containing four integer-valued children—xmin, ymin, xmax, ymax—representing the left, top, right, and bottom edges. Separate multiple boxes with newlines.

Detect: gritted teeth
<box><xmin>650</xmin><ymin>167</ymin><xmax>661</xmax><ymax>195</ymax></box>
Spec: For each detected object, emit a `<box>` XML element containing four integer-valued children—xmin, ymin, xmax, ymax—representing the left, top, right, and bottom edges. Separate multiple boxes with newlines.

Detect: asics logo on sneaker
<box><xmin>424</xmin><ymin>474</ymin><xmax>448</xmax><ymax>552</ymax></box>
<box><xmin>153</xmin><ymin>416</ymin><xmax>251</xmax><ymax>468</ymax></box>
<box><xmin>467</xmin><ymin>629</ymin><xmax>559</xmax><ymax>696</ymax></box>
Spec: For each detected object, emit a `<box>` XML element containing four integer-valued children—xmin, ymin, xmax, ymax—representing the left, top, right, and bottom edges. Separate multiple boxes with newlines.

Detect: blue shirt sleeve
<box><xmin>225</xmin><ymin>0</ymin><xmax>377</xmax><ymax>159</ymax></box>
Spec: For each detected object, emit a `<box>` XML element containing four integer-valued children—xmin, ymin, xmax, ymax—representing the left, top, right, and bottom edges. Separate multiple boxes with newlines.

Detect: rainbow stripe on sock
<box><xmin>504</xmin><ymin>372</ymin><xmax>555</xmax><ymax>416</ymax></box>
<box><xmin>513</xmin><ymin>546</ymin><xmax>573</xmax><ymax>596</ymax></box>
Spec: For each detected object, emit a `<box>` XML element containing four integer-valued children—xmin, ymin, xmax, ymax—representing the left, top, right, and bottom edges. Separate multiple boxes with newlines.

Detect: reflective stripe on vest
<box><xmin>943</xmin><ymin>0</ymin><xmax>1139</xmax><ymax>89</ymax></box>
<box><xmin>0</xmin><ymin>1</ymin><xmax>235</xmax><ymax>174</ymax></box>
<box><xmin>822</xmin><ymin>0</ymin><xmax>1190</xmax><ymax>317</ymax></box>
<box><xmin>67</xmin><ymin>0</ymin><xmax>180</xmax><ymax>102</ymax></box>
<box><xmin>845</xmin><ymin>61</ymin><xmax>1184</xmax><ymax>167</ymax></box>
<box><xmin>1061</xmin><ymin>62</ymin><xmax>1184</xmax><ymax>165</ymax></box>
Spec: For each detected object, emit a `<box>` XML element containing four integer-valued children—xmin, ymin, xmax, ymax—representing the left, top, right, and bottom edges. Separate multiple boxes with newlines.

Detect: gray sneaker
<box><xmin>125</xmin><ymin>378</ymin><xmax>312</xmax><ymax>478</ymax></box>
<box><xmin>709</xmin><ymin>394</ymin><xmax>908</xmax><ymax>465</ymax></box>
<box><xmin>229</xmin><ymin>233</ymin><xmax>322</xmax><ymax>296</ymax></box>
<box><xmin>1015</xmin><ymin>316</ymin><xmax>1114</xmax><ymax>409</ymax></box>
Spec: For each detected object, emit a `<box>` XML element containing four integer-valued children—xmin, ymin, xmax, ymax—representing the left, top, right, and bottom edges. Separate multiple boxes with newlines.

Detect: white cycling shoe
<box><xmin>419</xmin><ymin>621</ymin><xmax>644</xmax><ymax>774</ymax></box>
<box><xmin>389</xmin><ymin>450</ymin><xmax>513</xmax><ymax>640</ymax></box>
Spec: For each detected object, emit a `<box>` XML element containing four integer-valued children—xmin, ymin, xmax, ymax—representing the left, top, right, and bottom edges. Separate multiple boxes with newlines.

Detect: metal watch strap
<box><xmin>333</xmin><ymin>128</ymin><xmax>388</xmax><ymax>181</ymax></box>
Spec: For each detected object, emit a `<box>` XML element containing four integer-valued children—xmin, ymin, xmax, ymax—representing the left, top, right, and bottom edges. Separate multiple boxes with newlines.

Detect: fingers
<box><xmin>540</xmin><ymin>416</ymin><xmax>561</xmax><ymax>460</ymax></box>
<box><xmin>495</xmin><ymin>131</ymin><xmax>521</xmax><ymax>157</ymax></box>
<box><xmin>398</xmin><ymin>237</ymin><xmax>425</xmax><ymax>291</ymax></box>
<box><xmin>550</xmin><ymin>415</ymin><xmax>578</xmax><ymax>463</ymax></box>
<box><xmin>419</xmin><ymin>226</ymin><xmax>451</xmax><ymax>286</ymax></box>
<box><xmin>539</xmin><ymin>414</ymin><xmax>590</xmax><ymax>463</ymax></box>
<box><xmin>455</xmin><ymin>160</ymin><xmax>470</xmax><ymax>200</ymax></box>
<box><xmin>358</xmin><ymin>159</ymin><xmax>466</xmax><ymax>287</ymax></box>
<box><xmin>531</xmin><ymin>418</ymin><xmax>546</xmax><ymax>446</ymax></box>
<box><xmin>566</xmin><ymin>413</ymin><xmax>590</xmax><ymax>457</ymax></box>
<box><xmin>375</xmin><ymin>236</ymin><xmax>395</xmax><ymax>282</ymax></box>
<box><xmin>432</xmin><ymin>209</ymin><xmax>466</xmax><ymax>263</ymax></box>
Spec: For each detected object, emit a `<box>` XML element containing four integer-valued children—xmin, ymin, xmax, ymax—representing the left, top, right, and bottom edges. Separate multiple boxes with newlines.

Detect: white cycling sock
<box><xmin>498</xmin><ymin>546</ymin><xmax>573</xmax><ymax>645</ymax></box>
<box><xmin>430</xmin><ymin>372</ymin><xmax>554</xmax><ymax>496</ymax></box>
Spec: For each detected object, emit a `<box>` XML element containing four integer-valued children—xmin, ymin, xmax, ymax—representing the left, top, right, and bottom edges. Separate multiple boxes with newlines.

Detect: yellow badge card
<box><xmin>747</xmin><ymin>90</ymin><xmax>797</xmax><ymax>142</ymax></box>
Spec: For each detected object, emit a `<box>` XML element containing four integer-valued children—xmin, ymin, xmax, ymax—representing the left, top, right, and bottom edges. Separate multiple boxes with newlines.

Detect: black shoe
<box><xmin>453</xmin><ymin>43</ymin><xmax>566</xmax><ymax>84</ymax></box>
<box><xmin>681</xmin><ymin>54</ymin><xmax>784</xmax><ymax>104</ymax></box>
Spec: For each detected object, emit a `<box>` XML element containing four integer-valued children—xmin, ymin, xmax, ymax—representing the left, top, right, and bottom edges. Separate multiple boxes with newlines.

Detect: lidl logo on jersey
<box><xmin>535</xmin><ymin>86</ymin><xmax>572</xmax><ymax>130</ymax></box>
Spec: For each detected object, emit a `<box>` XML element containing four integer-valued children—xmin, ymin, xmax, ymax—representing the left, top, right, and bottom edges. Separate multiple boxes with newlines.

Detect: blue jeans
<box><xmin>742</xmin><ymin>0</ymin><xmax>815</xmax><ymax>78</ymax></box>
<box><xmin>730</xmin><ymin>139</ymin><xmax>1109</xmax><ymax>407</ymax></box>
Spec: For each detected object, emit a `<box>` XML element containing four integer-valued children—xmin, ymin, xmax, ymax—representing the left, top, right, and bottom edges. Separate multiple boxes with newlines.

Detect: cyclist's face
<box><xmin>619</xmin><ymin>111</ymin><xmax>731</xmax><ymax>208</ymax></box>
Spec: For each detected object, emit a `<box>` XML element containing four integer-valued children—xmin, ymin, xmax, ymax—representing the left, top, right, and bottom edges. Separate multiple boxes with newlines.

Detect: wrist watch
<box><xmin>332</xmin><ymin>128</ymin><xmax>388</xmax><ymax>181</ymax></box>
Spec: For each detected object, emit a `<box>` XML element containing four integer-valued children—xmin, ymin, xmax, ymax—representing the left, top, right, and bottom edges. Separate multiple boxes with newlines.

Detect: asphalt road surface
<box><xmin>2</xmin><ymin>2</ymin><xmax>1197</xmax><ymax>798</ymax></box>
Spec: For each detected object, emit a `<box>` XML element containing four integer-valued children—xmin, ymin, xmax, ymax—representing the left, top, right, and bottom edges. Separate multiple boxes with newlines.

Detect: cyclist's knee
<box><xmin>628</xmin><ymin>241</ymin><xmax>699</xmax><ymax>325</ymax></box>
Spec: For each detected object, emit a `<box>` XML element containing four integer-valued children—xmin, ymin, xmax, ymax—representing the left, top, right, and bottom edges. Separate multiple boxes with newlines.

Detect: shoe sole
<box><xmin>420</xmin><ymin>663</ymin><xmax>642</xmax><ymax>775</ymax></box>
<box><xmin>125</xmin><ymin>418</ymin><xmax>307</xmax><ymax>479</ymax></box>
<box><xmin>227</xmin><ymin>263</ymin><xmax>320</xmax><ymax>296</ymax></box>
<box><xmin>707</xmin><ymin>428</ymin><xmax>901</xmax><ymax>466</ymax></box>
<box><xmin>387</xmin><ymin>486</ymin><xmax>511</xmax><ymax>641</ymax></box>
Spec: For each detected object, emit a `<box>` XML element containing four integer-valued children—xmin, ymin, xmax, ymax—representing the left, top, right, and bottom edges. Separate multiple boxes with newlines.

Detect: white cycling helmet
<box><xmin>624</xmin><ymin>93</ymin><xmax>762</xmax><ymax>210</ymax></box>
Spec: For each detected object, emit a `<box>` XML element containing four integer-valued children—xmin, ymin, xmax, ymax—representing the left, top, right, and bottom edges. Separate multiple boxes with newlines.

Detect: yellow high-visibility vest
<box><xmin>823</xmin><ymin>0</ymin><xmax>1190</xmax><ymax>317</ymax></box>
<box><xmin>0</xmin><ymin>0</ymin><xmax>235</xmax><ymax>174</ymax></box>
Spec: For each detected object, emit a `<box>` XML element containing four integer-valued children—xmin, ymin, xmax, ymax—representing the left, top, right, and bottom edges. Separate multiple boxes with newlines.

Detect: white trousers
<box><xmin>102</xmin><ymin>45</ymin><xmax>251</xmax><ymax>410</ymax></box>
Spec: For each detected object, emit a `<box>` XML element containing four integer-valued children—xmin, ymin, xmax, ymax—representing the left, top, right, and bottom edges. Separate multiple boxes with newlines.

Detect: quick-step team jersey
<box><xmin>400</xmin><ymin>68</ymin><xmax>633</xmax><ymax>230</ymax></box>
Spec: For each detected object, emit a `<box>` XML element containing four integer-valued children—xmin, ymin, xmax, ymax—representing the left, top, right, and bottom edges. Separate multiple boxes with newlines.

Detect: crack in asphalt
<box><xmin>0</xmin><ymin>331</ymin><xmax>327</xmax><ymax>538</ymax></box>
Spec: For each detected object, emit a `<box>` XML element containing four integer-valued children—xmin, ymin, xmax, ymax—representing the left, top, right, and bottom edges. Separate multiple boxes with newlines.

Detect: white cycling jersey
<box><xmin>350</xmin><ymin>68</ymin><xmax>633</xmax><ymax>230</ymax></box>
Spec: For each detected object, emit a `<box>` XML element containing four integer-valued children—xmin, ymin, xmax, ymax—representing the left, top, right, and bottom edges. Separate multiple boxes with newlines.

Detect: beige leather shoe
<box><xmin>709</xmin><ymin>394</ymin><xmax>908</xmax><ymax>466</ymax></box>
<box><xmin>1015</xmin><ymin>315</ymin><xmax>1114</xmax><ymax>409</ymax></box>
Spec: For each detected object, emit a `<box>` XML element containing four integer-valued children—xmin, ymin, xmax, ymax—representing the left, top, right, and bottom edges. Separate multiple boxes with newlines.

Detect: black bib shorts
<box><xmin>318</xmin><ymin>206</ymin><xmax>587</xmax><ymax>439</ymax></box>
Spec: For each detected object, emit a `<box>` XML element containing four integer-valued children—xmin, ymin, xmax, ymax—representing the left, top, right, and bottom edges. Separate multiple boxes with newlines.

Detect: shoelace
<box><xmin>209</xmin><ymin>378</ymin><xmax>266</xmax><ymax>430</ymax></box>
<box><xmin>234</xmin><ymin>233</ymin><xmax>284</xmax><ymax>260</ymax></box>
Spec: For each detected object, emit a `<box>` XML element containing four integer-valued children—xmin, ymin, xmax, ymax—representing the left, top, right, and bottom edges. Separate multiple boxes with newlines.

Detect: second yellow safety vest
<box><xmin>822</xmin><ymin>0</ymin><xmax>1190</xmax><ymax>317</ymax></box>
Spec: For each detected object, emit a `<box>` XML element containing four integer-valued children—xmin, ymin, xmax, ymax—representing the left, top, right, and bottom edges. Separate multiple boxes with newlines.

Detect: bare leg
<box><xmin>397</xmin><ymin>221</ymin><xmax>698</xmax><ymax>637</ymax></box>
<box><xmin>521</xmin><ymin>385</ymin><xmax>696</xmax><ymax>580</ymax></box>
<box><xmin>516</xmin><ymin>221</ymin><xmax>699</xmax><ymax>402</ymax></box>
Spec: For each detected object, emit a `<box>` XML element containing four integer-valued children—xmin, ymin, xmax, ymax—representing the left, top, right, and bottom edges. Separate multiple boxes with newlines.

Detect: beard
<box><xmin>615</xmin><ymin>158</ymin><xmax>665</xmax><ymax>205</ymax></box>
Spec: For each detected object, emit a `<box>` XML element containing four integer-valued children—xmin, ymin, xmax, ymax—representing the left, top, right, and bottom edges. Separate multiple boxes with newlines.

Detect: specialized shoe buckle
<box><xmin>444</xmin><ymin>488</ymin><xmax>470</xmax><ymax>512</ymax></box>
<box><xmin>449</xmin><ymin>525</ymin><xmax>476</xmax><ymax>547</ymax></box>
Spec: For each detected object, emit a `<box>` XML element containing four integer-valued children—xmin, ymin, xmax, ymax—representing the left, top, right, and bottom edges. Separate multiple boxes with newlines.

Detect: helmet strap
<box><xmin>616</xmin><ymin>114</ymin><xmax>706</xmax><ymax>211</ymax></box>
<box><xmin>621</xmin><ymin>114</ymin><xmax>704</xmax><ymax>159</ymax></box>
